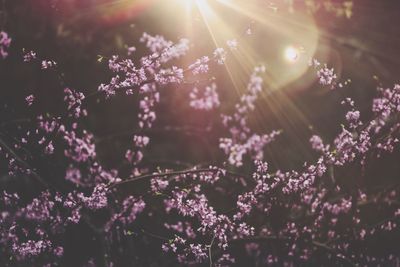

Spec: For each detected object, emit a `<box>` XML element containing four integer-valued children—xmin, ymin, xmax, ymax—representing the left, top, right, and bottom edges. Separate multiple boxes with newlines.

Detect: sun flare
<box><xmin>176</xmin><ymin>0</ymin><xmax>208</xmax><ymax>11</ymax></box>
<box><xmin>284</xmin><ymin>46</ymin><xmax>300</xmax><ymax>63</ymax></box>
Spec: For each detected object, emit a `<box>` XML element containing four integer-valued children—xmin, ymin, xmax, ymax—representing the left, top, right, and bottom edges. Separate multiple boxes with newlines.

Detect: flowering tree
<box><xmin>1</xmin><ymin>1</ymin><xmax>400</xmax><ymax>266</ymax></box>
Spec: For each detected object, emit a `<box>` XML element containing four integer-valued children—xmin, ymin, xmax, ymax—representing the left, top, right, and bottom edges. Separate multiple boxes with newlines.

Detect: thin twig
<box><xmin>208</xmin><ymin>235</ymin><xmax>216</xmax><ymax>267</ymax></box>
<box><xmin>0</xmin><ymin>135</ymin><xmax>49</xmax><ymax>188</ymax></box>
<box><xmin>108</xmin><ymin>168</ymin><xmax>246</xmax><ymax>189</ymax></box>
<box><xmin>141</xmin><ymin>229</ymin><xmax>170</xmax><ymax>241</ymax></box>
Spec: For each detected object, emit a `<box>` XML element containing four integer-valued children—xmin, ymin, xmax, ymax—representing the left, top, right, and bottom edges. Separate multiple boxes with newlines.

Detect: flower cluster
<box><xmin>0</xmin><ymin>31</ymin><xmax>11</xmax><ymax>59</ymax></box>
<box><xmin>220</xmin><ymin>66</ymin><xmax>281</xmax><ymax>166</ymax></box>
<box><xmin>1</xmin><ymin>27</ymin><xmax>400</xmax><ymax>267</ymax></box>
<box><xmin>189</xmin><ymin>83</ymin><xmax>220</xmax><ymax>111</ymax></box>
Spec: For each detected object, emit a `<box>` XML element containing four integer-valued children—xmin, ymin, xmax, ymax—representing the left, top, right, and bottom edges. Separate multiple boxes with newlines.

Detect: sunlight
<box><xmin>175</xmin><ymin>0</ymin><xmax>208</xmax><ymax>12</ymax></box>
<box><xmin>212</xmin><ymin>0</ymin><xmax>319</xmax><ymax>87</ymax></box>
<box><xmin>284</xmin><ymin>46</ymin><xmax>300</xmax><ymax>63</ymax></box>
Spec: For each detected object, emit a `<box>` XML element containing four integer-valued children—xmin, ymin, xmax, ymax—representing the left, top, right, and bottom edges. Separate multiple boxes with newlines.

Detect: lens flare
<box><xmin>284</xmin><ymin>46</ymin><xmax>299</xmax><ymax>62</ymax></box>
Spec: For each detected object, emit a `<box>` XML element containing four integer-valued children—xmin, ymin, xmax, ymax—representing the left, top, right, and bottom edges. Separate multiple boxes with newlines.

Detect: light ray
<box><xmin>195</xmin><ymin>0</ymin><xmax>246</xmax><ymax>97</ymax></box>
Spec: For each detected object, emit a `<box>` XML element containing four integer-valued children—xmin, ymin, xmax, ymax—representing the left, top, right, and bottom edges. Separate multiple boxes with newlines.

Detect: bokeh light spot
<box><xmin>284</xmin><ymin>46</ymin><xmax>300</xmax><ymax>63</ymax></box>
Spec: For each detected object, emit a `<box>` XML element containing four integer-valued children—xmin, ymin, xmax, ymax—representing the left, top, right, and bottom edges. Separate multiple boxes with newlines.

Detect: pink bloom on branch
<box><xmin>189</xmin><ymin>83</ymin><xmax>220</xmax><ymax>111</ymax></box>
<box><xmin>151</xmin><ymin>177</ymin><xmax>169</xmax><ymax>193</ymax></box>
<box><xmin>64</xmin><ymin>87</ymin><xmax>87</xmax><ymax>118</ymax></box>
<box><xmin>41</xmin><ymin>60</ymin><xmax>57</xmax><ymax>69</ymax></box>
<box><xmin>127</xmin><ymin>46</ymin><xmax>136</xmax><ymax>56</ymax></box>
<box><xmin>63</xmin><ymin>130</ymin><xmax>96</xmax><ymax>163</ymax></box>
<box><xmin>79</xmin><ymin>184</ymin><xmax>108</xmax><ymax>210</ymax></box>
<box><xmin>213</xmin><ymin>47</ymin><xmax>227</xmax><ymax>65</ymax></box>
<box><xmin>189</xmin><ymin>56</ymin><xmax>209</xmax><ymax>75</ymax></box>
<box><xmin>25</xmin><ymin>94</ymin><xmax>35</xmax><ymax>106</ymax></box>
<box><xmin>227</xmin><ymin>39</ymin><xmax>238</xmax><ymax>50</ymax></box>
<box><xmin>23</xmin><ymin>50</ymin><xmax>37</xmax><ymax>62</ymax></box>
<box><xmin>310</xmin><ymin>135</ymin><xmax>328</xmax><ymax>153</ymax></box>
<box><xmin>0</xmin><ymin>31</ymin><xmax>11</xmax><ymax>59</ymax></box>
<box><xmin>154</xmin><ymin>66</ymin><xmax>184</xmax><ymax>84</ymax></box>
<box><xmin>219</xmin><ymin>65</ymin><xmax>278</xmax><ymax>167</ymax></box>
<box><xmin>309</xmin><ymin>58</ymin><xmax>341</xmax><ymax>89</ymax></box>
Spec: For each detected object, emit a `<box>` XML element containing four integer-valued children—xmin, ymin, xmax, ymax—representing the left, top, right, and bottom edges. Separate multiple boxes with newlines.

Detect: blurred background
<box><xmin>2</xmin><ymin>1</ymin><xmax>400</xmax><ymax>169</ymax></box>
<box><xmin>1</xmin><ymin>1</ymin><xmax>400</xmax><ymax>265</ymax></box>
<box><xmin>1</xmin><ymin>0</ymin><xmax>400</xmax><ymax>179</ymax></box>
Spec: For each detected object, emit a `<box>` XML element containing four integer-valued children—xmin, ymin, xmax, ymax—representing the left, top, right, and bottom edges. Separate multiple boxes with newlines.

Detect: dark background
<box><xmin>1</xmin><ymin>0</ymin><xmax>399</xmax><ymax>170</ymax></box>
<box><xmin>1</xmin><ymin>0</ymin><xmax>400</xmax><ymax>265</ymax></box>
